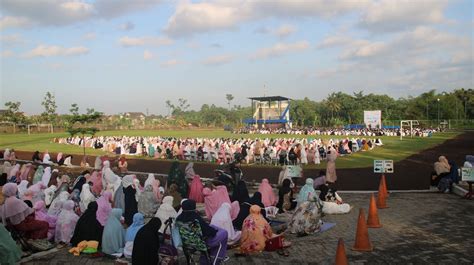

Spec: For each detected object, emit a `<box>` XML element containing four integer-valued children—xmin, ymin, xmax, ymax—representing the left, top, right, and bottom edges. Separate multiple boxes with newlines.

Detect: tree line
<box><xmin>1</xmin><ymin>88</ymin><xmax>472</xmax><ymax>129</ymax></box>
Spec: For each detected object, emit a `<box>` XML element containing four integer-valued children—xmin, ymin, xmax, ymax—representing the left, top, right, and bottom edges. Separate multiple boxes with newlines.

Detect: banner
<box><xmin>364</xmin><ymin>110</ymin><xmax>382</xmax><ymax>129</ymax></box>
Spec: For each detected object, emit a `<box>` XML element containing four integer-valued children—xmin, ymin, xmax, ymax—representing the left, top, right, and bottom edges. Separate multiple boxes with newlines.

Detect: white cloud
<box><xmin>251</xmin><ymin>41</ymin><xmax>310</xmax><ymax>60</ymax></box>
<box><xmin>82</xmin><ymin>32</ymin><xmax>96</xmax><ymax>40</ymax></box>
<box><xmin>359</xmin><ymin>0</ymin><xmax>448</xmax><ymax>32</ymax></box>
<box><xmin>274</xmin><ymin>24</ymin><xmax>297</xmax><ymax>38</ymax></box>
<box><xmin>23</xmin><ymin>45</ymin><xmax>89</xmax><ymax>58</ymax></box>
<box><xmin>164</xmin><ymin>1</ymin><xmax>369</xmax><ymax>37</ymax></box>
<box><xmin>1</xmin><ymin>50</ymin><xmax>15</xmax><ymax>58</ymax></box>
<box><xmin>119</xmin><ymin>36</ymin><xmax>174</xmax><ymax>47</ymax></box>
<box><xmin>118</xmin><ymin>21</ymin><xmax>135</xmax><ymax>31</ymax></box>
<box><xmin>0</xmin><ymin>0</ymin><xmax>161</xmax><ymax>29</ymax></box>
<box><xmin>203</xmin><ymin>54</ymin><xmax>233</xmax><ymax>65</ymax></box>
<box><xmin>161</xmin><ymin>59</ymin><xmax>180</xmax><ymax>67</ymax></box>
<box><xmin>143</xmin><ymin>50</ymin><xmax>153</xmax><ymax>60</ymax></box>
<box><xmin>0</xmin><ymin>16</ymin><xmax>31</xmax><ymax>30</ymax></box>
<box><xmin>0</xmin><ymin>34</ymin><xmax>25</xmax><ymax>45</ymax></box>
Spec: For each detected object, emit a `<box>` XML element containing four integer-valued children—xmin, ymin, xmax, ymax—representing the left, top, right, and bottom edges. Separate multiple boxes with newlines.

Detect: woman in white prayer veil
<box><xmin>48</xmin><ymin>191</ymin><xmax>70</xmax><ymax>216</ymax></box>
<box><xmin>41</xmin><ymin>167</ymin><xmax>52</xmax><ymax>187</ymax></box>
<box><xmin>79</xmin><ymin>183</ymin><xmax>96</xmax><ymax>213</ymax></box>
<box><xmin>211</xmin><ymin>202</ymin><xmax>241</xmax><ymax>245</ymax></box>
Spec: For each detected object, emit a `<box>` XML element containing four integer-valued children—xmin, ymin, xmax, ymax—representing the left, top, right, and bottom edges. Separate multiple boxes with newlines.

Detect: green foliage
<box><xmin>3</xmin><ymin>101</ymin><xmax>25</xmax><ymax>124</ymax></box>
<box><xmin>41</xmin><ymin>92</ymin><xmax>57</xmax><ymax>124</ymax></box>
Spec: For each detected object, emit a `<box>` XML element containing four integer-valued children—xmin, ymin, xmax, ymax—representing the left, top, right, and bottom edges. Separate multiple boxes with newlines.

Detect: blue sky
<box><xmin>1</xmin><ymin>0</ymin><xmax>472</xmax><ymax>115</ymax></box>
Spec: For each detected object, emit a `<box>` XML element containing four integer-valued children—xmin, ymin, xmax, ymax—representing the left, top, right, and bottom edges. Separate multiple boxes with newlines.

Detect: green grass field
<box><xmin>0</xmin><ymin>129</ymin><xmax>459</xmax><ymax>169</ymax></box>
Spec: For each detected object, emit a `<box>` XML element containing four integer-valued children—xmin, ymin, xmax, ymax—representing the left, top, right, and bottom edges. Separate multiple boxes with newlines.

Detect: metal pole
<box><xmin>437</xmin><ymin>98</ymin><xmax>440</xmax><ymax>126</ymax></box>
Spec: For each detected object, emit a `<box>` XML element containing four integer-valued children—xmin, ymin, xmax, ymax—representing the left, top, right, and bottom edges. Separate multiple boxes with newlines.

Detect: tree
<box><xmin>225</xmin><ymin>94</ymin><xmax>234</xmax><ymax>110</ymax></box>
<box><xmin>66</xmin><ymin>106</ymin><xmax>103</xmax><ymax>156</ymax></box>
<box><xmin>165</xmin><ymin>100</ymin><xmax>174</xmax><ymax>116</ymax></box>
<box><xmin>69</xmin><ymin>103</ymin><xmax>79</xmax><ymax>116</ymax></box>
<box><xmin>41</xmin><ymin>92</ymin><xmax>57</xmax><ymax>124</ymax></box>
<box><xmin>3</xmin><ymin>101</ymin><xmax>25</xmax><ymax>125</ymax></box>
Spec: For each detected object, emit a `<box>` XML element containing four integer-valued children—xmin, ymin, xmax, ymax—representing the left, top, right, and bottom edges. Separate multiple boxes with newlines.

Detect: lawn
<box><xmin>0</xmin><ymin>129</ymin><xmax>459</xmax><ymax>169</ymax></box>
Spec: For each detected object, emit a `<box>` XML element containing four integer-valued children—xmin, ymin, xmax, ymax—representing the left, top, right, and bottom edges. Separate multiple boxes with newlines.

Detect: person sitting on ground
<box><xmin>296</xmin><ymin>178</ymin><xmax>317</xmax><ymax>207</ymax></box>
<box><xmin>276</xmin><ymin>179</ymin><xmax>296</xmax><ymax>213</ymax></box>
<box><xmin>166</xmin><ymin>183</ymin><xmax>182</xmax><ymax>210</ymax></box>
<box><xmin>132</xmin><ymin>217</ymin><xmax>161</xmax><ymax>265</ymax></box>
<box><xmin>96</xmin><ymin>191</ymin><xmax>113</xmax><ymax>226</ymax></box>
<box><xmin>70</xmin><ymin>201</ymin><xmax>104</xmax><ymax>247</ymax></box>
<box><xmin>432</xmin><ymin>156</ymin><xmax>451</xmax><ymax>187</ymax></box>
<box><xmin>258</xmin><ymin>178</ymin><xmax>277</xmax><ymax>208</ymax></box>
<box><xmin>154</xmin><ymin>196</ymin><xmax>177</xmax><ymax>234</ymax></box>
<box><xmin>176</xmin><ymin>199</ymin><xmax>228</xmax><ymax>263</ymax></box>
<box><xmin>313</xmin><ymin>170</ymin><xmax>326</xmax><ymax>190</ymax></box>
<box><xmin>0</xmin><ymin>222</ymin><xmax>22</xmax><ymax>265</ymax></box>
<box><xmin>55</xmin><ymin>200</ymin><xmax>79</xmax><ymax>245</ymax></box>
<box><xmin>188</xmin><ymin>175</ymin><xmax>204</xmax><ymax>203</ymax></box>
<box><xmin>32</xmin><ymin>151</ymin><xmax>42</xmax><ymax>163</ymax></box>
<box><xmin>232</xmin><ymin>180</ymin><xmax>250</xmax><ymax>204</ymax></box>
<box><xmin>118</xmin><ymin>155</ymin><xmax>128</xmax><ymax>174</ymax></box>
<box><xmin>63</xmin><ymin>155</ymin><xmax>73</xmax><ymax>167</ymax></box>
<box><xmin>0</xmin><ymin>184</ymin><xmax>49</xmax><ymax>240</ymax></box>
<box><xmin>288</xmin><ymin>194</ymin><xmax>323</xmax><ymax>236</ymax></box>
<box><xmin>211</xmin><ymin>202</ymin><xmax>242</xmax><ymax>245</ymax></box>
<box><xmin>138</xmin><ymin>185</ymin><xmax>160</xmax><ymax>218</ymax></box>
<box><xmin>233</xmin><ymin>192</ymin><xmax>267</xmax><ymax>231</ymax></box>
<box><xmin>102</xmin><ymin>208</ymin><xmax>126</xmax><ymax>255</ymax></box>
<box><xmin>318</xmin><ymin>185</ymin><xmax>351</xmax><ymax>214</ymax></box>
<box><xmin>42</xmin><ymin>150</ymin><xmax>54</xmax><ymax>165</ymax></box>
<box><xmin>34</xmin><ymin>200</ymin><xmax>57</xmax><ymax>240</ymax></box>
<box><xmin>124</xmin><ymin>213</ymin><xmax>144</xmax><ymax>258</ymax></box>
<box><xmin>122</xmin><ymin>175</ymin><xmax>138</xmax><ymax>226</ymax></box>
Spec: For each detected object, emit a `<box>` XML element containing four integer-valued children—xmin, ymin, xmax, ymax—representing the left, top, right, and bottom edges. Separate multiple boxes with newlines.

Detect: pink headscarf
<box><xmin>0</xmin><ymin>183</ymin><xmax>34</xmax><ymax>225</ymax></box>
<box><xmin>34</xmin><ymin>201</ymin><xmax>57</xmax><ymax>240</ymax></box>
<box><xmin>258</xmin><ymin>178</ymin><xmax>277</xmax><ymax>207</ymax></box>
<box><xmin>90</xmin><ymin>171</ymin><xmax>103</xmax><ymax>195</ymax></box>
<box><xmin>203</xmin><ymin>186</ymin><xmax>239</xmax><ymax>220</ymax></box>
<box><xmin>188</xmin><ymin>175</ymin><xmax>204</xmax><ymax>203</ymax></box>
<box><xmin>27</xmin><ymin>182</ymin><xmax>46</xmax><ymax>204</ymax></box>
<box><xmin>19</xmin><ymin>164</ymin><xmax>32</xmax><ymax>182</ymax></box>
<box><xmin>96</xmin><ymin>191</ymin><xmax>113</xmax><ymax>226</ymax></box>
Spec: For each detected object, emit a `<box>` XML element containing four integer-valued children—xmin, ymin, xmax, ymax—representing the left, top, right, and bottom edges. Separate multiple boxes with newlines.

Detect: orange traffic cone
<box><xmin>377</xmin><ymin>182</ymin><xmax>389</xmax><ymax>209</ymax></box>
<box><xmin>352</xmin><ymin>208</ymin><xmax>373</xmax><ymax>252</ymax></box>
<box><xmin>367</xmin><ymin>194</ymin><xmax>382</xmax><ymax>228</ymax></box>
<box><xmin>379</xmin><ymin>174</ymin><xmax>388</xmax><ymax>197</ymax></box>
<box><xmin>335</xmin><ymin>238</ymin><xmax>349</xmax><ymax>265</ymax></box>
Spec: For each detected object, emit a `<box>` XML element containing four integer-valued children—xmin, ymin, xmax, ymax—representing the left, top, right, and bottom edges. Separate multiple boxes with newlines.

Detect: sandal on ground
<box><xmin>277</xmin><ymin>249</ymin><xmax>289</xmax><ymax>257</ymax></box>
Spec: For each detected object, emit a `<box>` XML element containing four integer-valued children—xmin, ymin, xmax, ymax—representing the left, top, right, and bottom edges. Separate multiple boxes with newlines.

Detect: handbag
<box><xmin>265</xmin><ymin>235</ymin><xmax>284</xmax><ymax>252</ymax></box>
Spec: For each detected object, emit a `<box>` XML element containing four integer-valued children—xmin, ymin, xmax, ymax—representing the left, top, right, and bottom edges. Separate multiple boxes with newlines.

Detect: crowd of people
<box><xmin>55</xmin><ymin>135</ymin><xmax>384</xmax><ymax>165</ymax></box>
<box><xmin>0</xmin><ymin>150</ymin><xmax>351</xmax><ymax>264</ymax></box>
<box><xmin>233</xmin><ymin>127</ymin><xmax>436</xmax><ymax>137</ymax></box>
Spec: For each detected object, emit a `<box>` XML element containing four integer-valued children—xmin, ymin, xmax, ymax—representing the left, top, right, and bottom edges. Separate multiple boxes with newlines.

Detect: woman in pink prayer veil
<box><xmin>257</xmin><ymin>178</ymin><xmax>277</xmax><ymax>207</ymax></box>
<box><xmin>188</xmin><ymin>175</ymin><xmax>204</xmax><ymax>203</ymax></box>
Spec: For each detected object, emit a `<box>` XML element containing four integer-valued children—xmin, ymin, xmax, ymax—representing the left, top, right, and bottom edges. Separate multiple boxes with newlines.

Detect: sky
<box><xmin>0</xmin><ymin>0</ymin><xmax>472</xmax><ymax>115</ymax></box>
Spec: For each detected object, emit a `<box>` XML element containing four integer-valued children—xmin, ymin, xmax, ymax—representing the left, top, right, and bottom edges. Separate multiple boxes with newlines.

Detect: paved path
<box><xmin>21</xmin><ymin>192</ymin><xmax>474</xmax><ymax>265</ymax></box>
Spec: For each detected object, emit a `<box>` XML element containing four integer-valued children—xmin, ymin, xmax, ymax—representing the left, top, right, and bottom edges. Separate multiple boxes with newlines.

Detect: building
<box><xmin>243</xmin><ymin>96</ymin><xmax>291</xmax><ymax>129</ymax></box>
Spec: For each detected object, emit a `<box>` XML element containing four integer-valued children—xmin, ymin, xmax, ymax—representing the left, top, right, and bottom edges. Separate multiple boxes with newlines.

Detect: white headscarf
<box><xmin>103</xmin><ymin>167</ymin><xmax>121</xmax><ymax>195</ymax></box>
<box><xmin>122</xmin><ymin>175</ymin><xmax>135</xmax><ymax>189</ymax></box>
<box><xmin>41</xmin><ymin>167</ymin><xmax>52</xmax><ymax>187</ymax></box>
<box><xmin>44</xmin><ymin>185</ymin><xmax>57</xmax><ymax>206</ymax></box>
<box><xmin>17</xmin><ymin>180</ymin><xmax>29</xmax><ymax>199</ymax></box>
<box><xmin>48</xmin><ymin>191</ymin><xmax>70</xmax><ymax>216</ymax></box>
<box><xmin>79</xmin><ymin>183</ymin><xmax>96</xmax><ymax>213</ymax></box>
<box><xmin>211</xmin><ymin>202</ymin><xmax>241</xmax><ymax>245</ymax></box>
<box><xmin>154</xmin><ymin>196</ymin><xmax>177</xmax><ymax>233</ymax></box>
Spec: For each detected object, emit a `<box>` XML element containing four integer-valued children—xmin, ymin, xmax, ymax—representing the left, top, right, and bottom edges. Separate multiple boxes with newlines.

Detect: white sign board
<box><xmin>374</xmin><ymin>160</ymin><xmax>394</xmax><ymax>173</ymax></box>
<box><xmin>461</xmin><ymin>167</ymin><xmax>474</xmax><ymax>182</ymax></box>
<box><xmin>364</xmin><ymin>110</ymin><xmax>382</xmax><ymax>129</ymax></box>
<box><xmin>286</xmin><ymin>165</ymin><xmax>303</xmax><ymax>178</ymax></box>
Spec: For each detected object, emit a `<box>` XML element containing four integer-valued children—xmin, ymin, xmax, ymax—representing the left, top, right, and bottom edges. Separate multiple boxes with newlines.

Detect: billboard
<box><xmin>364</xmin><ymin>110</ymin><xmax>382</xmax><ymax>129</ymax></box>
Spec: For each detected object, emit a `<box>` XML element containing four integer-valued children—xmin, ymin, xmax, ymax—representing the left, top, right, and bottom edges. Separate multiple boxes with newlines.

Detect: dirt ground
<box><xmin>13</xmin><ymin>131</ymin><xmax>473</xmax><ymax>190</ymax></box>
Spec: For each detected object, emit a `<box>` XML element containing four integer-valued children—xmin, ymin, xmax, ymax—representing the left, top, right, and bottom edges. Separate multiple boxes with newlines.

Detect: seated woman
<box><xmin>0</xmin><ymin>223</ymin><xmax>22</xmax><ymax>265</ymax></box>
<box><xmin>70</xmin><ymin>201</ymin><xmax>104</xmax><ymax>247</ymax></box>
<box><xmin>144</xmin><ymin>174</ymin><xmax>161</xmax><ymax>202</ymax></box>
<box><xmin>176</xmin><ymin>199</ymin><xmax>228</xmax><ymax>264</ymax></box>
<box><xmin>102</xmin><ymin>208</ymin><xmax>126</xmax><ymax>255</ymax></box>
<box><xmin>34</xmin><ymin>201</ymin><xmax>57</xmax><ymax>240</ymax></box>
<box><xmin>132</xmin><ymin>218</ymin><xmax>162</xmax><ymax>265</ymax></box>
<box><xmin>55</xmin><ymin>200</ymin><xmax>79</xmax><ymax>244</ymax></box>
<box><xmin>138</xmin><ymin>185</ymin><xmax>160</xmax><ymax>218</ymax></box>
<box><xmin>166</xmin><ymin>183</ymin><xmax>182</xmax><ymax>210</ymax></box>
<box><xmin>239</xmin><ymin>205</ymin><xmax>275</xmax><ymax>254</ymax></box>
<box><xmin>79</xmin><ymin>183</ymin><xmax>96</xmax><ymax>213</ymax></box>
<box><xmin>296</xmin><ymin>178</ymin><xmax>316</xmax><ymax>206</ymax></box>
<box><xmin>0</xmin><ymin>184</ymin><xmax>49</xmax><ymax>240</ymax></box>
<box><xmin>233</xmin><ymin>192</ymin><xmax>267</xmax><ymax>231</ymax></box>
<box><xmin>203</xmin><ymin>185</ymin><xmax>238</xmax><ymax>220</ymax></box>
<box><xmin>258</xmin><ymin>179</ymin><xmax>277</xmax><ymax>208</ymax></box>
<box><xmin>288</xmin><ymin>195</ymin><xmax>322</xmax><ymax>236</ymax></box>
<box><xmin>232</xmin><ymin>180</ymin><xmax>250</xmax><ymax>204</ymax></box>
<box><xmin>124</xmin><ymin>213</ymin><xmax>144</xmax><ymax>258</ymax></box>
<box><xmin>211</xmin><ymin>203</ymin><xmax>241</xmax><ymax>245</ymax></box>
<box><xmin>96</xmin><ymin>191</ymin><xmax>113</xmax><ymax>226</ymax></box>
<box><xmin>432</xmin><ymin>156</ymin><xmax>451</xmax><ymax>187</ymax></box>
<box><xmin>276</xmin><ymin>179</ymin><xmax>296</xmax><ymax>213</ymax></box>
<box><xmin>122</xmin><ymin>175</ymin><xmax>138</xmax><ymax>226</ymax></box>
<box><xmin>313</xmin><ymin>170</ymin><xmax>326</xmax><ymax>190</ymax></box>
<box><xmin>155</xmin><ymin>196</ymin><xmax>178</xmax><ymax>234</ymax></box>
<box><xmin>319</xmin><ymin>185</ymin><xmax>351</xmax><ymax>214</ymax></box>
